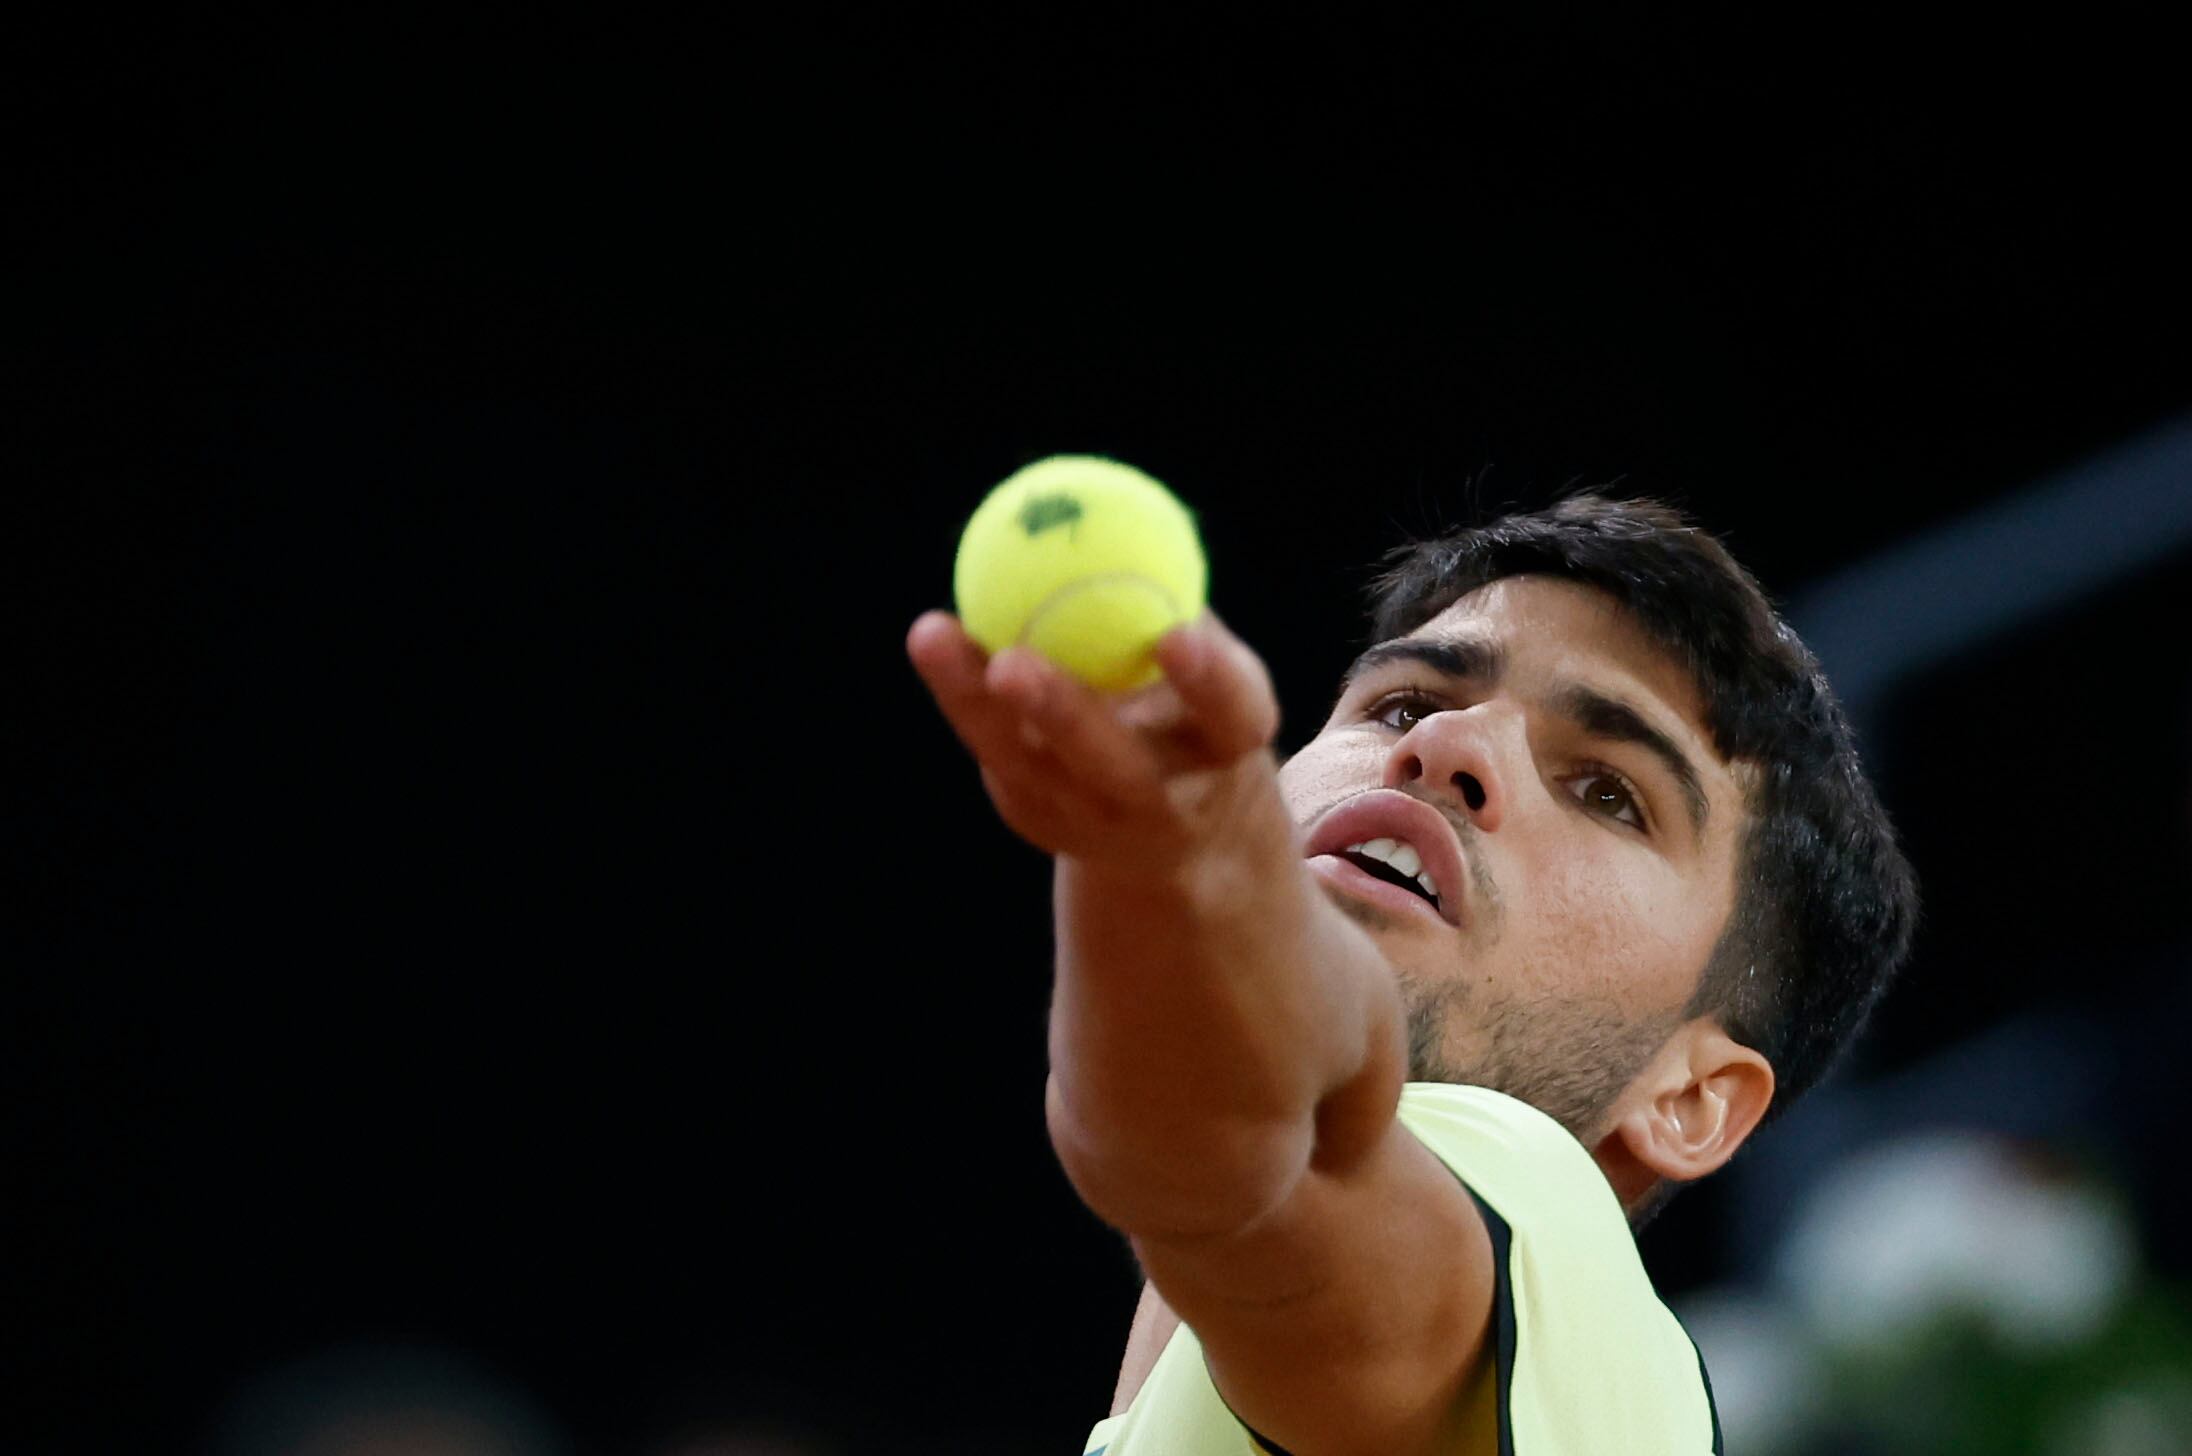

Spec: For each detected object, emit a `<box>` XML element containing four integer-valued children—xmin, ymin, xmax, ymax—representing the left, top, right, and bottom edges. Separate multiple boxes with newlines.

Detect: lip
<box><xmin>1302</xmin><ymin>788</ymin><xmax>1469</xmax><ymax>929</ymax></box>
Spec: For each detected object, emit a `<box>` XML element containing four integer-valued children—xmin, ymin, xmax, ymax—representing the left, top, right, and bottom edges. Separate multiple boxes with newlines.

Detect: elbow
<box><xmin>1045</xmin><ymin>1074</ymin><xmax>1311</xmax><ymax>1241</ymax></box>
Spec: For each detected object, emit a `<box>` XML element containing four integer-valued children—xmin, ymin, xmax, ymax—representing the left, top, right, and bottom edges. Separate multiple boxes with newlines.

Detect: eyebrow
<box><xmin>1551</xmin><ymin>684</ymin><xmax>1711</xmax><ymax>835</ymax></box>
<box><xmin>1339</xmin><ymin>635</ymin><xmax>1507</xmax><ymax>693</ymax></box>
<box><xmin>1339</xmin><ymin>634</ymin><xmax>1711</xmax><ymax>837</ymax></box>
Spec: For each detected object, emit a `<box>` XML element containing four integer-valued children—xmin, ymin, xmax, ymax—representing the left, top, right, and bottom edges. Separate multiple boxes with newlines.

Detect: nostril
<box><xmin>1456</xmin><ymin>772</ymin><xmax>1486</xmax><ymax>813</ymax></box>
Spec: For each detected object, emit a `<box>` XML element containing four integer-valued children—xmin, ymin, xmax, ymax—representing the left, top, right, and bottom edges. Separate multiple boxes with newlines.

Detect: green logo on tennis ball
<box><xmin>1018</xmin><ymin>493</ymin><xmax>1084</xmax><ymax>541</ymax></box>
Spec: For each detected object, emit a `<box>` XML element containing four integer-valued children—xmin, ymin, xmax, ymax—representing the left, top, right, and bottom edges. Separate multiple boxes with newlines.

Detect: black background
<box><xmin>14</xmin><ymin>10</ymin><xmax>2189</xmax><ymax>1453</ymax></box>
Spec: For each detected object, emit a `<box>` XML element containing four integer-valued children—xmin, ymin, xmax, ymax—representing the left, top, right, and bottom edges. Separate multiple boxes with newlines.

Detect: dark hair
<box><xmin>1365</xmin><ymin>494</ymin><xmax>1918</xmax><ymax>1119</ymax></box>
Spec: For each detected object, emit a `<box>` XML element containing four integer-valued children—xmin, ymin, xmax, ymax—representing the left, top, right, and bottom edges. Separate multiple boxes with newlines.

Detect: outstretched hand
<box><xmin>906</xmin><ymin>611</ymin><xmax>1283</xmax><ymax>871</ymax></box>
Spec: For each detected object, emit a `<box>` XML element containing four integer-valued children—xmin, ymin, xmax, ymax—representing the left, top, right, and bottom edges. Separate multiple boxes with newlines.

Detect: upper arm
<box><xmin>1129</xmin><ymin>1112</ymin><xmax>1497</xmax><ymax>1456</ymax></box>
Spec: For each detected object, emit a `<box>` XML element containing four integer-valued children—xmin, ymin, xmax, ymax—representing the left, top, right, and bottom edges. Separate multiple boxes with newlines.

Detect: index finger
<box><xmin>907</xmin><ymin>610</ymin><xmax>1030</xmax><ymax>766</ymax></box>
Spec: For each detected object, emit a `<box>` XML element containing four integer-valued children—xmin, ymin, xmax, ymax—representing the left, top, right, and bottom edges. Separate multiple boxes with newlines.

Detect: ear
<box><xmin>1591</xmin><ymin>1022</ymin><xmax>1775</xmax><ymax>1213</ymax></box>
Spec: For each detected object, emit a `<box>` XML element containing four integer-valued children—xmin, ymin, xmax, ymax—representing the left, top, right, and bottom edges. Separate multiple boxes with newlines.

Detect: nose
<box><xmin>1383</xmin><ymin>704</ymin><xmax>1513</xmax><ymax>834</ymax></box>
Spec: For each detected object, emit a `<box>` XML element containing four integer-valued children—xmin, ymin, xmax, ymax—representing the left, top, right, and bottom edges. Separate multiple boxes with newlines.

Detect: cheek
<box><xmin>1508</xmin><ymin>839</ymin><xmax>1711</xmax><ymax>1007</ymax></box>
<box><xmin>1277</xmin><ymin>733</ymin><xmax>1384</xmax><ymax>822</ymax></box>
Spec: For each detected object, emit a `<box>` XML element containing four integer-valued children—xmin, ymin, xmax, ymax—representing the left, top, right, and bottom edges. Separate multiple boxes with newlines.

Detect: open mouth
<box><xmin>1302</xmin><ymin>789</ymin><xmax>1470</xmax><ymax>929</ymax></box>
<box><xmin>1337</xmin><ymin>837</ymin><xmax>1442</xmax><ymax>912</ymax></box>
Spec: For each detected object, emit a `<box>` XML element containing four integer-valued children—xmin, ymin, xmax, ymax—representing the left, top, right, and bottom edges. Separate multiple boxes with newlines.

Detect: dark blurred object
<box><xmin>210</xmin><ymin>1345</ymin><xmax>568</xmax><ymax>1456</ymax></box>
<box><xmin>650</xmin><ymin>1432</ymin><xmax>836</xmax><ymax>1456</ymax></box>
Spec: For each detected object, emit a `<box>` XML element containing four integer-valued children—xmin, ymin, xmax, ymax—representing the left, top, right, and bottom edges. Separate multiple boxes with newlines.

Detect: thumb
<box><xmin>1155</xmin><ymin>613</ymin><xmax>1280</xmax><ymax>764</ymax></box>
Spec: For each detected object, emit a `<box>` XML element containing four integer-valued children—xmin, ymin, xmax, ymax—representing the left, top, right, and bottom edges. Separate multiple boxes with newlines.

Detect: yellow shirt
<box><xmin>1082</xmin><ymin>1083</ymin><xmax>1723</xmax><ymax>1456</ymax></box>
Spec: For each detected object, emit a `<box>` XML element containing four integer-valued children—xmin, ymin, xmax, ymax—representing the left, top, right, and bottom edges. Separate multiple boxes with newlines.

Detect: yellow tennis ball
<box><xmin>953</xmin><ymin>455</ymin><xmax>1208</xmax><ymax>693</ymax></box>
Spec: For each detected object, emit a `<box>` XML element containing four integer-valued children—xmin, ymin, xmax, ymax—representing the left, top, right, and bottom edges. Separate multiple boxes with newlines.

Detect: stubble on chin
<box><xmin>1399</xmin><ymin>961</ymin><xmax>1671</xmax><ymax>1143</ymax></box>
<box><xmin>1320</xmin><ymin>888</ymin><xmax>1475</xmax><ymax>1080</ymax></box>
<box><xmin>1318</xmin><ymin>876</ymin><xmax>1663</xmax><ymax>1140</ymax></box>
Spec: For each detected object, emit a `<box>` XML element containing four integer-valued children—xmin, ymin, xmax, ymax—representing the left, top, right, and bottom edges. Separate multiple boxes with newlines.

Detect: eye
<box><xmin>1367</xmin><ymin>690</ymin><xmax>1442</xmax><ymax>731</ymax></box>
<box><xmin>1568</xmin><ymin>767</ymin><xmax>1647</xmax><ymax>831</ymax></box>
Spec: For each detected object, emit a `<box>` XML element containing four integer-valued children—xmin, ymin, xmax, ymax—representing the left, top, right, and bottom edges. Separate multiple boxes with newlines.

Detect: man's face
<box><xmin>1277</xmin><ymin>576</ymin><xmax>1751</xmax><ymax>1138</ymax></box>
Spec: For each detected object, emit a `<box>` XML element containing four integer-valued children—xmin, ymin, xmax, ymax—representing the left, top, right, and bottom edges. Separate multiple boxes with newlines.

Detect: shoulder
<box><xmin>1393</xmin><ymin>1082</ymin><xmax>1617</xmax><ymax>1223</ymax></box>
<box><xmin>1392</xmin><ymin>1083</ymin><xmax>1643</xmax><ymax>1337</ymax></box>
<box><xmin>1395</xmin><ymin>1083</ymin><xmax>1724</xmax><ymax>1454</ymax></box>
<box><xmin>1393</xmin><ymin>1081</ymin><xmax>1584</xmax><ymax>1159</ymax></box>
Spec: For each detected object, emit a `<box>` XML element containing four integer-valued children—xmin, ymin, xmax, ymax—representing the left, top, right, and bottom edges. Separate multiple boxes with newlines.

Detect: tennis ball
<box><xmin>953</xmin><ymin>455</ymin><xmax>1208</xmax><ymax>693</ymax></box>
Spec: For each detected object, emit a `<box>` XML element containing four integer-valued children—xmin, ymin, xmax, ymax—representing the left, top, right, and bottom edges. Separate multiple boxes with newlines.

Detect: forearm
<box><xmin>1043</xmin><ymin>756</ymin><xmax>1408</xmax><ymax>1239</ymax></box>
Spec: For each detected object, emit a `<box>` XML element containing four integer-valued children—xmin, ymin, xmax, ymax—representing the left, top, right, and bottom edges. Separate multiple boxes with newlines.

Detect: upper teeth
<box><xmin>1346</xmin><ymin>837</ymin><xmax>1440</xmax><ymax>903</ymax></box>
